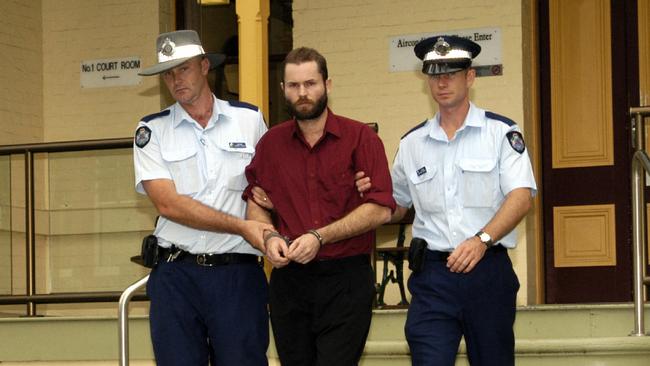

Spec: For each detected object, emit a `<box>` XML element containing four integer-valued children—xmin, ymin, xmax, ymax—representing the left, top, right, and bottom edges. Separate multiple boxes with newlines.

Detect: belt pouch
<box><xmin>140</xmin><ymin>235</ymin><xmax>159</xmax><ymax>268</ymax></box>
<box><xmin>408</xmin><ymin>237</ymin><xmax>427</xmax><ymax>273</ymax></box>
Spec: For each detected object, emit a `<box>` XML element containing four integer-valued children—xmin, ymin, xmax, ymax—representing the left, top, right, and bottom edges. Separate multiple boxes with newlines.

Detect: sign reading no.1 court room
<box><xmin>80</xmin><ymin>57</ymin><xmax>142</xmax><ymax>88</ymax></box>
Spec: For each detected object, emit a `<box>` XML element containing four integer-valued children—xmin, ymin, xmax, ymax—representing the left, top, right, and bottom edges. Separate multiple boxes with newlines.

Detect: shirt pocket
<box><xmin>408</xmin><ymin>166</ymin><xmax>444</xmax><ymax>213</ymax></box>
<box><xmin>216</xmin><ymin>142</ymin><xmax>255</xmax><ymax>192</ymax></box>
<box><xmin>320</xmin><ymin>159</ymin><xmax>355</xmax><ymax>209</ymax></box>
<box><xmin>161</xmin><ymin>147</ymin><xmax>201</xmax><ymax>195</ymax></box>
<box><xmin>458</xmin><ymin>158</ymin><xmax>498</xmax><ymax>208</ymax></box>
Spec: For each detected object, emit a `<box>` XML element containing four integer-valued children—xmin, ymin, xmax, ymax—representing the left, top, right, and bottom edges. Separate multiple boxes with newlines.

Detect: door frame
<box><xmin>522</xmin><ymin>0</ymin><xmax>544</xmax><ymax>304</ymax></box>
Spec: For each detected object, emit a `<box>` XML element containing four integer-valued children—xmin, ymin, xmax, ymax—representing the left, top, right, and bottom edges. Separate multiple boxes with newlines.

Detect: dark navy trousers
<box><xmin>405</xmin><ymin>246</ymin><xmax>519</xmax><ymax>366</ymax></box>
<box><xmin>147</xmin><ymin>259</ymin><xmax>269</xmax><ymax>366</ymax></box>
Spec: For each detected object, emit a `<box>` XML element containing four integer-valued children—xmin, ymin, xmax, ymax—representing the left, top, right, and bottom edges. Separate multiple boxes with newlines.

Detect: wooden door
<box><xmin>539</xmin><ymin>0</ymin><xmax>642</xmax><ymax>303</ymax></box>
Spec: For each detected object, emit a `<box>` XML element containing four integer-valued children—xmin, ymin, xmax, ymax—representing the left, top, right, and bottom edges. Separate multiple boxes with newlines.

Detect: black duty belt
<box><xmin>426</xmin><ymin>244</ymin><xmax>506</xmax><ymax>261</ymax></box>
<box><xmin>158</xmin><ymin>246</ymin><xmax>259</xmax><ymax>267</ymax></box>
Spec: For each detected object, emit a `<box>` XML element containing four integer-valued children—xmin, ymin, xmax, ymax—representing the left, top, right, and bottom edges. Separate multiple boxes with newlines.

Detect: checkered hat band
<box><xmin>424</xmin><ymin>49</ymin><xmax>472</xmax><ymax>62</ymax></box>
<box><xmin>157</xmin><ymin>44</ymin><xmax>205</xmax><ymax>63</ymax></box>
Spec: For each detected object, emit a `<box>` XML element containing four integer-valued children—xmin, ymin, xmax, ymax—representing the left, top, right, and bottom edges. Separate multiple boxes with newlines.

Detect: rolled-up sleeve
<box><xmin>354</xmin><ymin>127</ymin><xmax>396</xmax><ymax>211</ymax></box>
<box><xmin>391</xmin><ymin>145</ymin><xmax>412</xmax><ymax>209</ymax></box>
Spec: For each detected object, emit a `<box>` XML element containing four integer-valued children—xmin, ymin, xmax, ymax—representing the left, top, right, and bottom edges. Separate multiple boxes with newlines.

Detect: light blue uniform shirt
<box><xmin>392</xmin><ymin>102</ymin><xmax>537</xmax><ymax>251</ymax></box>
<box><xmin>133</xmin><ymin>96</ymin><xmax>267</xmax><ymax>255</ymax></box>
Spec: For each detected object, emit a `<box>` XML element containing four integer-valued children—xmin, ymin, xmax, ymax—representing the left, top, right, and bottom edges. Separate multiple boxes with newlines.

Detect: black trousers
<box><xmin>269</xmin><ymin>255</ymin><xmax>376</xmax><ymax>366</ymax></box>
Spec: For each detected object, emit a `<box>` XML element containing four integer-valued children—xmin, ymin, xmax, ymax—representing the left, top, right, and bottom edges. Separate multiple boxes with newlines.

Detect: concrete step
<box><xmin>1</xmin><ymin>304</ymin><xmax>649</xmax><ymax>365</ymax></box>
<box><xmin>362</xmin><ymin>304</ymin><xmax>650</xmax><ymax>365</ymax></box>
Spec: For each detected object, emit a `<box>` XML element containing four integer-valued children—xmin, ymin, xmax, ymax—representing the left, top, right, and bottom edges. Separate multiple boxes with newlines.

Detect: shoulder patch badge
<box><xmin>135</xmin><ymin>126</ymin><xmax>152</xmax><ymax>148</ymax></box>
<box><xmin>506</xmin><ymin>131</ymin><xmax>525</xmax><ymax>154</ymax></box>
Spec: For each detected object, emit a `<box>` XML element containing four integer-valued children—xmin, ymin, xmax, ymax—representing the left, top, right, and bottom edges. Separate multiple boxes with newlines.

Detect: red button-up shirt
<box><xmin>244</xmin><ymin>109</ymin><xmax>395</xmax><ymax>260</ymax></box>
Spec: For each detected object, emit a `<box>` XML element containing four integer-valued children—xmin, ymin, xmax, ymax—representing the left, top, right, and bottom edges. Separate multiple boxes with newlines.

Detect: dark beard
<box><xmin>286</xmin><ymin>93</ymin><xmax>328</xmax><ymax>121</ymax></box>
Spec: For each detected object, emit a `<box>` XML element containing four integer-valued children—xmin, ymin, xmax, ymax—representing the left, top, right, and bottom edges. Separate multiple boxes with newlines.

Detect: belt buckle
<box><xmin>196</xmin><ymin>254</ymin><xmax>212</xmax><ymax>267</ymax></box>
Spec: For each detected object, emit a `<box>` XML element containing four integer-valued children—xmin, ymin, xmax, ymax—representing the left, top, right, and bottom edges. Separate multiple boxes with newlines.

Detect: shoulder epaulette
<box><xmin>401</xmin><ymin>119</ymin><xmax>428</xmax><ymax>139</ymax></box>
<box><xmin>485</xmin><ymin>111</ymin><xmax>516</xmax><ymax>127</ymax></box>
<box><xmin>228</xmin><ymin>100</ymin><xmax>259</xmax><ymax>112</ymax></box>
<box><xmin>141</xmin><ymin>110</ymin><xmax>170</xmax><ymax>123</ymax></box>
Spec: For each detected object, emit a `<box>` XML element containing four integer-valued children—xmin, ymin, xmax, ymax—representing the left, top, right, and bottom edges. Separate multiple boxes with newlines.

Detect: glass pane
<box><xmin>46</xmin><ymin>149</ymin><xmax>154</xmax><ymax>293</ymax></box>
<box><xmin>0</xmin><ymin>155</ymin><xmax>10</xmax><ymax>296</ymax></box>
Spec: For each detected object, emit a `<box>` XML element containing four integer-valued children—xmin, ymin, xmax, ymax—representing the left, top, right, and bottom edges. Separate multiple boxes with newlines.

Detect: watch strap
<box><xmin>475</xmin><ymin>230</ymin><xmax>494</xmax><ymax>248</ymax></box>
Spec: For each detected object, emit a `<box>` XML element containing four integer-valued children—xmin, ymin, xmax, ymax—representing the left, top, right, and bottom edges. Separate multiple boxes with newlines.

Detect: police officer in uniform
<box><xmin>133</xmin><ymin>30</ymin><xmax>273</xmax><ymax>366</ymax></box>
<box><xmin>388</xmin><ymin>35</ymin><xmax>537</xmax><ymax>365</ymax></box>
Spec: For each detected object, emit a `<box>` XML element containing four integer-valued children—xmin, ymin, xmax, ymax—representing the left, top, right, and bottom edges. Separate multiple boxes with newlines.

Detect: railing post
<box><xmin>632</xmin><ymin>150</ymin><xmax>647</xmax><ymax>336</ymax></box>
<box><xmin>630</xmin><ymin>108</ymin><xmax>650</xmax><ymax>336</ymax></box>
<box><xmin>24</xmin><ymin>151</ymin><xmax>36</xmax><ymax>316</ymax></box>
<box><xmin>118</xmin><ymin>275</ymin><xmax>149</xmax><ymax>366</ymax></box>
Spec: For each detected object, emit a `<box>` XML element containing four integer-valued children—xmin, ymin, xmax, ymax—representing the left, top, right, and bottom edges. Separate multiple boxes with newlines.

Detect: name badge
<box><xmin>229</xmin><ymin>142</ymin><xmax>247</xmax><ymax>149</ymax></box>
<box><xmin>416</xmin><ymin>166</ymin><xmax>427</xmax><ymax>177</ymax></box>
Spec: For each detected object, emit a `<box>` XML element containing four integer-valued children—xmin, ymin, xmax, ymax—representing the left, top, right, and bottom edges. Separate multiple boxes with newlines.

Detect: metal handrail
<box><xmin>0</xmin><ymin>137</ymin><xmax>133</xmax><ymax>315</ymax></box>
<box><xmin>629</xmin><ymin>106</ymin><xmax>650</xmax><ymax>336</ymax></box>
<box><xmin>0</xmin><ymin>137</ymin><xmax>132</xmax><ymax>155</ymax></box>
<box><xmin>0</xmin><ymin>291</ymin><xmax>147</xmax><ymax>304</ymax></box>
<box><xmin>118</xmin><ymin>275</ymin><xmax>149</xmax><ymax>366</ymax></box>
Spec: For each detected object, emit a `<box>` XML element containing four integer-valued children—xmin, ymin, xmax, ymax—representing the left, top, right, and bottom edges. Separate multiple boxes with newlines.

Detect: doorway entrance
<box><xmin>539</xmin><ymin>0</ymin><xmax>647</xmax><ymax>303</ymax></box>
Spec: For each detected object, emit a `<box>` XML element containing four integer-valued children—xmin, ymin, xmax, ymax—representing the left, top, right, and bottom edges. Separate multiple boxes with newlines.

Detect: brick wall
<box><xmin>0</xmin><ymin>0</ymin><xmax>43</xmax><ymax>145</ymax></box>
<box><xmin>42</xmin><ymin>0</ymin><xmax>167</xmax><ymax>142</ymax></box>
<box><xmin>293</xmin><ymin>0</ymin><xmax>525</xmax><ymax>157</ymax></box>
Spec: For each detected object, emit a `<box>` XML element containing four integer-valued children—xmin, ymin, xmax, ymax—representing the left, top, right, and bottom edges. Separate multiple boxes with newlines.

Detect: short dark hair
<box><xmin>282</xmin><ymin>47</ymin><xmax>328</xmax><ymax>82</ymax></box>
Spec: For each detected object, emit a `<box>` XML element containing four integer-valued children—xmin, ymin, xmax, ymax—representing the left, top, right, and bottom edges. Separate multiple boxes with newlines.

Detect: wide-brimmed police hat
<box><xmin>139</xmin><ymin>30</ymin><xmax>226</xmax><ymax>76</ymax></box>
<box><xmin>414</xmin><ymin>35</ymin><xmax>481</xmax><ymax>76</ymax></box>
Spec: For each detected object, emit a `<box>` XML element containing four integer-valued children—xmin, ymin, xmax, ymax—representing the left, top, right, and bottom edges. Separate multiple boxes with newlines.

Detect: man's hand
<box><xmin>251</xmin><ymin>186</ymin><xmax>274</xmax><ymax>210</ymax></box>
<box><xmin>265</xmin><ymin>236</ymin><xmax>291</xmax><ymax>268</ymax></box>
<box><xmin>240</xmin><ymin>220</ymin><xmax>275</xmax><ymax>252</ymax></box>
<box><xmin>286</xmin><ymin>233</ymin><xmax>320</xmax><ymax>264</ymax></box>
<box><xmin>354</xmin><ymin>171</ymin><xmax>371</xmax><ymax>196</ymax></box>
<box><xmin>446</xmin><ymin>237</ymin><xmax>487</xmax><ymax>273</ymax></box>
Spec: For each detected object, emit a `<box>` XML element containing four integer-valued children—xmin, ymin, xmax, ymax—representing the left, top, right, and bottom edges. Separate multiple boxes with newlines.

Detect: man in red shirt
<box><xmin>244</xmin><ymin>47</ymin><xmax>395</xmax><ymax>365</ymax></box>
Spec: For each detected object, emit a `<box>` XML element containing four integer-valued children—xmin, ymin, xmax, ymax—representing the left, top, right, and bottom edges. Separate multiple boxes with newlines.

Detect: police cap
<box><xmin>139</xmin><ymin>30</ymin><xmax>225</xmax><ymax>76</ymax></box>
<box><xmin>414</xmin><ymin>35</ymin><xmax>481</xmax><ymax>76</ymax></box>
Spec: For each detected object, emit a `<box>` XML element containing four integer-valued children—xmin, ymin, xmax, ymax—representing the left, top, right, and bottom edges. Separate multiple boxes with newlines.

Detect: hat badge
<box><xmin>160</xmin><ymin>37</ymin><xmax>175</xmax><ymax>57</ymax></box>
<box><xmin>433</xmin><ymin>37</ymin><xmax>451</xmax><ymax>56</ymax></box>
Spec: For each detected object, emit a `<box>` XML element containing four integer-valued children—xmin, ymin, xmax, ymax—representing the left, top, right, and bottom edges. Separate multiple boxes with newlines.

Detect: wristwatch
<box><xmin>475</xmin><ymin>230</ymin><xmax>494</xmax><ymax>248</ymax></box>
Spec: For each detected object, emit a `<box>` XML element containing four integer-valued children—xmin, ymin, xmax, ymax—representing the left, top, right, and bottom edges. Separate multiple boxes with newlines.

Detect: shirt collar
<box><xmin>290</xmin><ymin>107</ymin><xmax>341</xmax><ymax>141</ymax></box>
<box><xmin>429</xmin><ymin>101</ymin><xmax>481</xmax><ymax>141</ymax></box>
<box><xmin>464</xmin><ymin>102</ymin><xmax>483</xmax><ymax>128</ymax></box>
<box><xmin>172</xmin><ymin>94</ymin><xmax>223</xmax><ymax>129</ymax></box>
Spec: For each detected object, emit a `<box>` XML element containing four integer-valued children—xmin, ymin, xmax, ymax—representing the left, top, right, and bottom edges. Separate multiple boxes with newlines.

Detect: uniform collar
<box><xmin>172</xmin><ymin>94</ymin><xmax>224</xmax><ymax>129</ymax></box>
<box><xmin>290</xmin><ymin>107</ymin><xmax>342</xmax><ymax>140</ymax></box>
<box><xmin>464</xmin><ymin>102</ymin><xmax>483</xmax><ymax>128</ymax></box>
<box><xmin>429</xmin><ymin>101</ymin><xmax>481</xmax><ymax>141</ymax></box>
